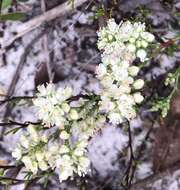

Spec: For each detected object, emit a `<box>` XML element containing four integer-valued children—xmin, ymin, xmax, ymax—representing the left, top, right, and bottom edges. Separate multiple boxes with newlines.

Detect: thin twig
<box><xmin>0</xmin><ymin>120</ymin><xmax>41</xmax><ymax>127</ymax></box>
<box><xmin>0</xmin><ymin>176</ymin><xmax>27</xmax><ymax>183</ymax></box>
<box><xmin>126</xmin><ymin>122</ymin><xmax>135</xmax><ymax>188</ymax></box>
<box><xmin>128</xmin><ymin>125</ymin><xmax>154</xmax><ymax>189</ymax></box>
<box><xmin>0</xmin><ymin>96</ymin><xmax>35</xmax><ymax>106</ymax></box>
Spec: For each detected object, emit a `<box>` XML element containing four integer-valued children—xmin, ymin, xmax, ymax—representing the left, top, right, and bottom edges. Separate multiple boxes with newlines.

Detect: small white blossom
<box><xmin>141</xmin><ymin>40</ymin><xmax>148</xmax><ymax>48</ymax></box>
<box><xmin>127</xmin><ymin>43</ymin><xmax>136</xmax><ymax>52</ymax></box>
<box><xmin>69</xmin><ymin>109</ymin><xmax>79</xmax><ymax>120</ymax></box>
<box><xmin>12</xmin><ymin>147</ymin><xmax>22</xmax><ymax>160</ymax></box>
<box><xmin>60</xmin><ymin>130</ymin><xmax>70</xmax><ymax>140</ymax></box>
<box><xmin>128</xmin><ymin>66</ymin><xmax>139</xmax><ymax>76</ymax></box>
<box><xmin>96</xmin><ymin>64</ymin><xmax>107</xmax><ymax>78</ymax></box>
<box><xmin>141</xmin><ymin>32</ymin><xmax>155</xmax><ymax>42</ymax></box>
<box><xmin>133</xmin><ymin>79</ymin><xmax>144</xmax><ymax>90</ymax></box>
<box><xmin>136</xmin><ymin>49</ymin><xmax>147</xmax><ymax>62</ymax></box>
<box><xmin>133</xmin><ymin>93</ymin><xmax>144</xmax><ymax>103</ymax></box>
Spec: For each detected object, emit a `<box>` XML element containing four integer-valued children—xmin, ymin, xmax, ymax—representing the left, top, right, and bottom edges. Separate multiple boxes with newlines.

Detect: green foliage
<box><xmin>0</xmin><ymin>12</ymin><xmax>25</xmax><ymax>21</ymax></box>
<box><xmin>94</xmin><ymin>7</ymin><xmax>106</xmax><ymax>19</ymax></box>
<box><xmin>151</xmin><ymin>67</ymin><xmax>180</xmax><ymax>117</ymax></box>
<box><xmin>1</xmin><ymin>0</ymin><xmax>12</xmax><ymax>9</ymax></box>
<box><xmin>151</xmin><ymin>98</ymin><xmax>170</xmax><ymax>117</ymax></box>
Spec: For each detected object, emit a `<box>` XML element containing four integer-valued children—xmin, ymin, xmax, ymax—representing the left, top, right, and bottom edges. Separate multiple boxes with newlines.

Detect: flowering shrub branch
<box><xmin>11</xmin><ymin>19</ymin><xmax>155</xmax><ymax>183</ymax></box>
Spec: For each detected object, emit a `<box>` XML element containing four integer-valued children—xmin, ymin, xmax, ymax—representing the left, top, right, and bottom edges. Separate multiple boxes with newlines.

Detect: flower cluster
<box><xmin>33</xmin><ymin>84</ymin><xmax>78</xmax><ymax>127</ymax></box>
<box><xmin>97</xmin><ymin>19</ymin><xmax>154</xmax><ymax>61</ymax></box>
<box><xmin>96</xmin><ymin>19</ymin><xmax>154</xmax><ymax>124</ymax></box>
<box><xmin>12</xmin><ymin>19</ymin><xmax>155</xmax><ymax>183</ymax></box>
<box><xmin>12</xmin><ymin>125</ymin><xmax>90</xmax><ymax>182</ymax></box>
<box><xmin>48</xmin><ymin>138</ymin><xmax>90</xmax><ymax>182</ymax></box>
<box><xmin>12</xmin><ymin>125</ymin><xmax>49</xmax><ymax>174</ymax></box>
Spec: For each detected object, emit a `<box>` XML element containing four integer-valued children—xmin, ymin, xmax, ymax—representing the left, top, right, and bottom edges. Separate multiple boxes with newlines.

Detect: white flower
<box><xmin>59</xmin><ymin>145</ymin><xmax>69</xmax><ymax>154</ymax></box>
<box><xmin>108</xmin><ymin>112</ymin><xmax>123</xmax><ymax>125</ymax></box>
<box><xmin>22</xmin><ymin>156</ymin><xmax>38</xmax><ymax>174</ymax></box>
<box><xmin>60</xmin><ymin>131</ymin><xmax>70</xmax><ymax>140</ymax></box>
<box><xmin>107</xmin><ymin>19</ymin><xmax>119</xmax><ymax>33</ymax></box>
<box><xmin>61</xmin><ymin>87</ymin><xmax>72</xmax><ymax>100</ymax></box>
<box><xmin>136</xmin><ymin>40</ymin><xmax>141</xmax><ymax>48</ymax></box>
<box><xmin>34</xmin><ymin>84</ymin><xmax>73</xmax><ymax>126</ymax></box>
<box><xmin>133</xmin><ymin>93</ymin><xmax>144</xmax><ymax>103</ymax></box>
<box><xmin>128</xmin><ymin>66</ymin><xmax>139</xmax><ymax>76</ymax></box>
<box><xmin>127</xmin><ymin>44</ymin><xmax>136</xmax><ymax>52</ymax></box>
<box><xmin>141</xmin><ymin>40</ymin><xmax>148</xmax><ymax>48</ymax></box>
<box><xmin>141</xmin><ymin>32</ymin><xmax>154</xmax><ymax>42</ymax></box>
<box><xmin>35</xmin><ymin>151</ymin><xmax>45</xmax><ymax>162</ymax></box>
<box><xmin>133</xmin><ymin>79</ymin><xmax>144</xmax><ymax>90</ymax></box>
<box><xmin>61</xmin><ymin>103</ymin><xmax>70</xmax><ymax>113</ymax></box>
<box><xmin>78</xmin><ymin>156</ymin><xmax>90</xmax><ymax>174</ymax></box>
<box><xmin>136</xmin><ymin>49</ymin><xmax>147</xmax><ymax>62</ymax></box>
<box><xmin>12</xmin><ymin>147</ymin><xmax>22</xmax><ymax>160</ymax></box>
<box><xmin>129</xmin><ymin>37</ymin><xmax>136</xmax><ymax>43</ymax></box>
<box><xmin>69</xmin><ymin>109</ymin><xmax>79</xmax><ymax>120</ymax></box>
<box><xmin>59</xmin><ymin>166</ymin><xmax>73</xmax><ymax>182</ymax></box>
<box><xmin>96</xmin><ymin>64</ymin><xmax>107</xmax><ymax>78</ymax></box>
<box><xmin>20</xmin><ymin>135</ymin><xmax>29</xmax><ymax>149</ymax></box>
<box><xmin>38</xmin><ymin>160</ymin><xmax>48</xmax><ymax>171</ymax></box>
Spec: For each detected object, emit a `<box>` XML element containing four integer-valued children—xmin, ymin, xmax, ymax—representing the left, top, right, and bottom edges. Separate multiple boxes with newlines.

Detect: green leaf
<box><xmin>0</xmin><ymin>12</ymin><xmax>25</xmax><ymax>21</ymax></box>
<box><xmin>5</xmin><ymin>126</ymin><xmax>23</xmax><ymax>135</ymax></box>
<box><xmin>1</xmin><ymin>0</ymin><xmax>12</xmax><ymax>9</ymax></box>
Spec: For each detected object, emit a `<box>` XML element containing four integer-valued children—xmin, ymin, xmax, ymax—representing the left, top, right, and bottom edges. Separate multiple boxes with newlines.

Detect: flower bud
<box><xmin>133</xmin><ymin>32</ymin><xmax>139</xmax><ymax>39</ymax></box>
<box><xmin>128</xmin><ymin>66</ymin><xmax>139</xmax><ymax>76</ymax></box>
<box><xmin>136</xmin><ymin>49</ymin><xmax>147</xmax><ymax>62</ymax></box>
<box><xmin>136</xmin><ymin>40</ymin><xmax>141</xmax><ymax>48</ymax></box>
<box><xmin>35</xmin><ymin>151</ymin><xmax>44</xmax><ymax>161</ymax></box>
<box><xmin>61</xmin><ymin>103</ymin><xmax>70</xmax><ymax>113</ymax></box>
<box><xmin>60</xmin><ymin>130</ymin><xmax>70</xmax><ymax>140</ymax></box>
<box><xmin>38</xmin><ymin>160</ymin><xmax>48</xmax><ymax>171</ymax></box>
<box><xmin>133</xmin><ymin>93</ymin><xmax>144</xmax><ymax>103</ymax></box>
<box><xmin>108</xmin><ymin>34</ymin><xmax>114</xmax><ymax>41</ymax></box>
<box><xmin>63</xmin><ymin>87</ymin><xmax>72</xmax><ymax>99</ymax></box>
<box><xmin>127</xmin><ymin>44</ymin><xmax>136</xmax><ymax>52</ymax></box>
<box><xmin>133</xmin><ymin>79</ymin><xmax>144</xmax><ymax>90</ymax></box>
<box><xmin>141</xmin><ymin>40</ymin><xmax>148</xmax><ymax>48</ymax></box>
<box><xmin>129</xmin><ymin>37</ymin><xmax>136</xmax><ymax>43</ymax></box>
<box><xmin>69</xmin><ymin>109</ymin><xmax>79</xmax><ymax>120</ymax></box>
<box><xmin>146</xmin><ymin>33</ymin><xmax>155</xmax><ymax>42</ymax></box>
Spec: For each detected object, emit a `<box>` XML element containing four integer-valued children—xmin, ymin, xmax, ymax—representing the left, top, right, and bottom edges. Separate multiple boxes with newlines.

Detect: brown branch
<box><xmin>125</xmin><ymin>123</ymin><xmax>135</xmax><ymax>188</ymax></box>
<box><xmin>0</xmin><ymin>165</ymin><xmax>17</xmax><ymax>169</ymax></box>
